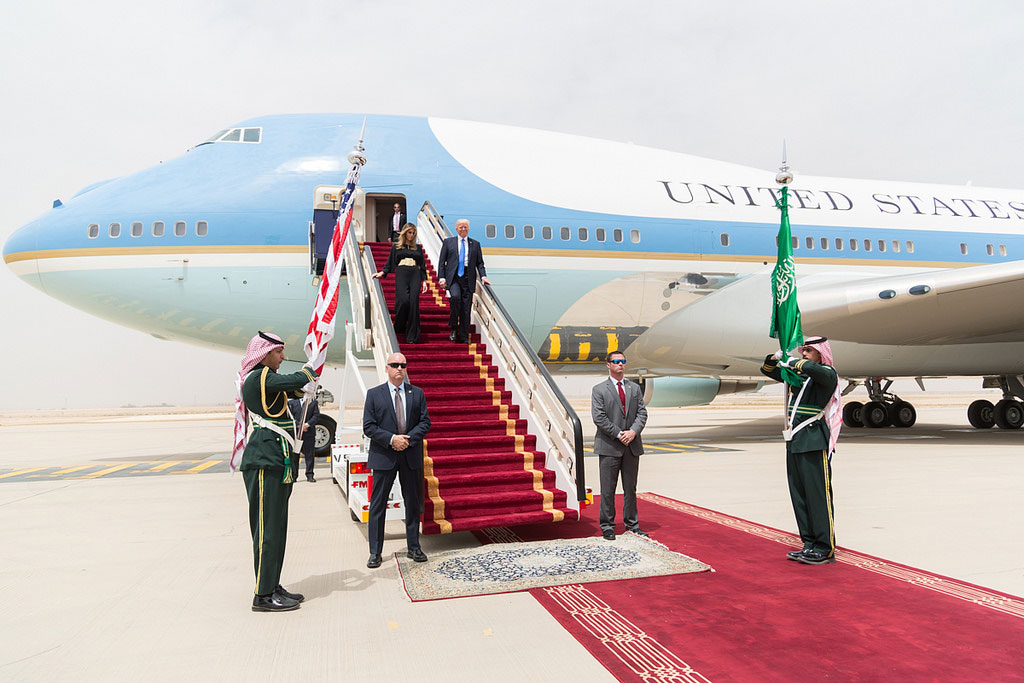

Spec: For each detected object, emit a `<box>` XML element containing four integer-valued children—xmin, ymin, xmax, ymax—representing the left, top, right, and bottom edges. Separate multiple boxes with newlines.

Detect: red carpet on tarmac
<box><xmin>476</xmin><ymin>493</ymin><xmax>1024</xmax><ymax>682</ymax></box>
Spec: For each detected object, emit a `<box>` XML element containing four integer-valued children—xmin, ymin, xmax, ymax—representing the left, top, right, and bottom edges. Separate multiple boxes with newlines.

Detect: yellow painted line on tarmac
<box><xmin>0</xmin><ymin>467</ymin><xmax>48</xmax><ymax>479</ymax></box>
<box><xmin>51</xmin><ymin>464</ymin><xmax>94</xmax><ymax>476</ymax></box>
<box><xmin>660</xmin><ymin>442</ymin><xmax>700</xmax><ymax>449</ymax></box>
<box><xmin>643</xmin><ymin>443</ymin><xmax>686</xmax><ymax>452</ymax></box>
<box><xmin>184</xmin><ymin>460</ymin><xmax>221</xmax><ymax>474</ymax></box>
<box><xmin>81</xmin><ymin>463</ymin><xmax>137</xmax><ymax>478</ymax></box>
<box><xmin>147</xmin><ymin>461</ymin><xmax>184</xmax><ymax>472</ymax></box>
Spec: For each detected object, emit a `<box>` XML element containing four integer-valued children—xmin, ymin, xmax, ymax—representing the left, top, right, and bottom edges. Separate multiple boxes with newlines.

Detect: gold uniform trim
<box><xmin>822</xmin><ymin>449</ymin><xmax>836</xmax><ymax>556</ymax></box>
<box><xmin>255</xmin><ymin>469</ymin><xmax>264</xmax><ymax>594</ymax></box>
<box><xmin>259</xmin><ymin>367</ymin><xmax>288</xmax><ymax>417</ymax></box>
<box><xmin>421</xmin><ymin>441</ymin><xmax>452</xmax><ymax>534</ymax></box>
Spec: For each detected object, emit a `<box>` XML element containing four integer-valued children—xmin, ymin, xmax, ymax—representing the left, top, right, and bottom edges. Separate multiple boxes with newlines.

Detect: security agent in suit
<box><xmin>389</xmin><ymin>202</ymin><xmax>406</xmax><ymax>242</ymax></box>
<box><xmin>437</xmin><ymin>218</ymin><xmax>490</xmax><ymax>343</ymax></box>
<box><xmin>591</xmin><ymin>351</ymin><xmax>649</xmax><ymax>540</ymax></box>
<box><xmin>362</xmin><ymin>352</ymin><xmax>431</xmax><ymax>568</ymax></box>
<box><xmin>287</xmin><ymin>397</ymin><xmax>320</xmax><ymax>482</ymax></box>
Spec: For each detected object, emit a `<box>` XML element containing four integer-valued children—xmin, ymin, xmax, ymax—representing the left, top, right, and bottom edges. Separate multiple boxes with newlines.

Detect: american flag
<box><xmin>303</xmin><ymin>161</ymin><xmax>361</xmax><ymax>375</ymax></box>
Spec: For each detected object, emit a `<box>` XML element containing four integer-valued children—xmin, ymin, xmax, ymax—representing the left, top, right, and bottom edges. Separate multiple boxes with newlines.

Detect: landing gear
<box><xmin>966</xmin><ymin>377</ymin><xmax>1024</xmax><ymax>430</ymax></box>
<box><xmin>843</xmin><ymin>378</ymin><xmax>917</xmax><ymax>429</ymax></box>
<box><xmin>313</xmin><ymin>415</ymin><xmax>338</xmax><ymax>457</ymax></box>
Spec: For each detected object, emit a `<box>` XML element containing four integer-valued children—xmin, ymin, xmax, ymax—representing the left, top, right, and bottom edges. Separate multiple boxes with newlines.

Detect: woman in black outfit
<box><xmin>373</xmin><ymin>223</ymin><xmax>428</xmax><ymax>344</ymax></box>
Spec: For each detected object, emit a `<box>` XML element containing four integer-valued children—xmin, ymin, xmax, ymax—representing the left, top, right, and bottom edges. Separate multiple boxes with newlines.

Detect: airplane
<box><xmin>6</xmin><ymin>113</ymin><xmax>1024</xmax><ymax>434</ymax></box>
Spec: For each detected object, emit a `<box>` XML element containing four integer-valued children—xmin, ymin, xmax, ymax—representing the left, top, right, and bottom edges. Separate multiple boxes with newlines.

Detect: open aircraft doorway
<box><xmin>365</xmin><ymin>194</ymin><xmax>407</xmax><ymax>242</ymax></box>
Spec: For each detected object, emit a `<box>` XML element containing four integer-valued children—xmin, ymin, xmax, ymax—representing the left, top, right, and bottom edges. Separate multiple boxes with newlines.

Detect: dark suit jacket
<box><xmin>362</xmin><ymin>381</ymin><xmax>430</xmax><ymax>470</ymax></box>
<box><xmin>287</xmin><ymin>398</ymin><xmax>320</xmax><ymax>457</ymax></box>
<box><xmin>591</xmin><ymin>377</ymin><xmax>647</xmax><ymax>457</ymax></box>
<box><xmin>438</xmin><ymin>236</ymin><xmax>487</xmax><ymax>292</ymax></box>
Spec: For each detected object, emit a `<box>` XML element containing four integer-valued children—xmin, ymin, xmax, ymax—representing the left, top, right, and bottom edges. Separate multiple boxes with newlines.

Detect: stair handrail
<box><xmin>416</xmin><ymin>202</ymin><xmax>587</xmax><ymax>504</ymax></box>
<box><xmin>361</xmin><ymin>243</ymin><xmax>400</xmax><ymax>378</ymax></box>
<box><xmin>343</xmin><ymin>231</ymin><xmax>372</xmax><ymax>351</ymax></box>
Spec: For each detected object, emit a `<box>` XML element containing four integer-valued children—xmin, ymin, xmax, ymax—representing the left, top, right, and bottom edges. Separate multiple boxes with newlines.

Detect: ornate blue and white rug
<box><xmin>395</xmin><ymin>533</ymin><xmax>712</xmax><ymax>601</ymax></box>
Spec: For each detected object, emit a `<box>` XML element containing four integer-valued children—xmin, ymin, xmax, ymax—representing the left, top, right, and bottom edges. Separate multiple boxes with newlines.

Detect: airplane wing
<box><xmin>800</xmin><ymin>260</ymin><xmax>1024</xmax><ymax>345</ymax></box>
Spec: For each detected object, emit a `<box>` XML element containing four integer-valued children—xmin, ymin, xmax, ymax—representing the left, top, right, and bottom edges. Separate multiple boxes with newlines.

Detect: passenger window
<box><xmin>523</xmin><ymin>224</ymin><xmax>534</xmax><ymax>239</ymax></box>
<box><xmin>613</xmin><ymin>228</ymin><xmax>623</xmax><ymax>243</ymax></box>
<box><xmin>153</xmin><ymin>221</ymin><xmax>164</xmax><ymax>237</ymax></box>
<box><xmin>1000</xmin><ymin>244</ymin><xmax>1007</xmax><ymax>256</ymax></box>
<box><xmin>596</xmin><ymin>228</ymin><xmax>606</xmax><ymax>242</ymax></box>
<box><xmin>906</xmin><ymin>241</ymin><xmax>915</xmax><ymax>253</ymax></box>
<box><xmin>578</xmin><ymin>227</ymin><xmax>588</xmax><ymax>241</ymax></box>
<box><xmin>109</xmin><ymin>222</ymin><xmax>121</xmax><ymax>238</ymax></box>
<box><xmin>864</xmin><ymin>240</ymin><xmax>872</xmax><ymax>252</ymax></box>
<box><xmin>850</xmin><ymin>239</ymin><xmax>858</xmax><ymax>251</ymax></box>
<box><xmin>892</xmin><ymin>240</ymin><xmax>901</xmax><ymax>253</ymax></box>
<box><xmin>820</xmin><ymin>237</ymin><xmax>828</xmax><ymax>250</ymax></box>
<box><xmin>721</xmin><ymin>233</ymin><xmax>730</xmax><ymax>247</ymax></box>
<box><xmin>130</xmin><ymin>222</ymin><xmax>143</xmax><ymax>237</ymax></box>
<box><xmin>878</xmin><ymin>240</ymin><xmax>886</xmax><ymax>252</ymax></box>
<box><xmin>221</xmin><ymin>129</ymin><xmax>241</xmax><ymax>142</ymax></box>
<box><xmin>542</xmin><ymin>225</ymin><xmax>552</xmax><ymax>240</ymax></box>
<box><xmin>88</xmin><ymin>223</ymin><xmax>99</xmax><ymax>238</ymax></box>
<box><xmin>630</xmin><ymin>229</ymin><xmax>640</xmax><ymax>243</ymax></box>
<box><xmin>174</xmin><ymin>221</ymin><xmax>186</xmax><ymax>237</ymax></box>
<box><xmin>196</xmin><ymin>221</ymin><xmax>208</xmax><ymax>237</ymax></box>
<box><xmin>504</xmin><ymin>224</ymin><xmax>515</xmax><ymax>239</ymax></box>
<box><xmin>960</xmin><ymin>242</ymin><xmax>968</xmax><ymax>255</ymax></box>
<box><xmin>805</xmin><ymin>236</ymin><xmax>814</xmax><ymax>250</ymax></box>
<box><xmin>986</xmin><ymin>244</ymin><xmax>994</xmax><ymax>256</ymax></box>
<box><xmin>243</xmin><ymin>128</ymin><xmax>261</xmax><ymax>143</ymax></box>
<box><xmin>560</xmin><ymin>226</ymin><xmax>570</xmax><ymax>241</ymax></box>
<box><xmin>792</xmin><ymin>237</ymin><xmax>798</xmax><ymax>249</ymax></box>
<box><xmin>485</xmin><ymin>224</ymin><xmax>496</xmax><ymax>238</ymax></box>
<box><xmin>834</xmin><ymin>238</ymin><xmax>843</xmax><ymax>251</ymax></box>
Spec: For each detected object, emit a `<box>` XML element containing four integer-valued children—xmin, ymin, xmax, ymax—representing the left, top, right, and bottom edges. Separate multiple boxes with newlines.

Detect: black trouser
<box><xmin>394</xmin><ymin>266</ymin><xmax>422</xmax><ymax>343</ymax></box>
<box><xmin>368</xmin><ymin>462</ymin><xmax>424</xmax><ymax>555</ymax></box>
<box><xmin>447</xmin><ymin>274</ymin><xmax>473</xmax><ymax>341</ymax></box>
<box><xmin>786</xmin><ymin>447</ymin><xmax>835</xmax><ymax>555</ymax></box>
<box><xmin>291</xmin><ymin>444</ymin><xmax>316</xmax><ymax>480</ymax></box>
<box><xmin>243</xmin><ymin>468</ymin><xmax>293</xmax><ymax>595</ymax></box>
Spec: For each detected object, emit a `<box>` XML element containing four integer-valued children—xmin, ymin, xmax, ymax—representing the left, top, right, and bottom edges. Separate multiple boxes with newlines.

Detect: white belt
<box><xmin>251</xmin><ymin>413</ymin><xmax>297</xmax><ymax>451</ymax></box>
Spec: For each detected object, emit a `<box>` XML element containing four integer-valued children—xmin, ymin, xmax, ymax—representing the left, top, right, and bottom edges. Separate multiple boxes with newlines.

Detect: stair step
<box><xmin>425</xmin><ymin>433</ymin><xmax>537</xmax><ymax>454</ymax></box>
<box><xmin>421</xmin><ymin>509</ymin><xmax>580</xmax><ymax>534</ymax></box>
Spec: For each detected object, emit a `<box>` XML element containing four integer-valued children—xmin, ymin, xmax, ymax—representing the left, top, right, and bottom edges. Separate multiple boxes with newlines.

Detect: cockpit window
<box><xmin>194</xmin><ymin>127</ymin><xmax>262</xmax><ymax>148</ymax></box>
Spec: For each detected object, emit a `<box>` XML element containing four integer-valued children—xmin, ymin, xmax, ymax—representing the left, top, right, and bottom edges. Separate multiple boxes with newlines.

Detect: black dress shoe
<box><xmin>252</xmin><ymin>593</ymin><xmax>300</xmax><ymax>612</ymax></box>
<box><xmin>407</xmin><ymin>548</ymin><xmax>428</xmax><ymax>562</ymax></box>
<box><xmin>627</xmin><ymin>528</ymin><xmax>649</xmax><ymax>538</ymax></box>
<box><xmin>797</xmin><ymin>549</ymin><xmax>836</xmax><ymax>565</ymax></box>
<box><xmin>306</xmin><ymin>475</ymin><xmax>316</xmax><ymax>483</ymax></box>
<box><xmin>275</xmin><ymin>584</ymin><xmax>304</xmax><ymax>603</ymax></box>
<box><xmin>449</xmin><ymin>330</ymin><xmax>457</xmax><ymax>341</ymax></box>
<box><xmin>602</xmin><ymin>529</ymin><xmax>615</xmax><ymax>540</ymax></box>
<box><xmin>367</xmin><ymin>554</ymin><xmax>382</xmax><ymax>569</ymax></box>
<box><xmin>787</xmin><ymin>548</ymin><xmax>811</xmax><ymax>561</ymax></box>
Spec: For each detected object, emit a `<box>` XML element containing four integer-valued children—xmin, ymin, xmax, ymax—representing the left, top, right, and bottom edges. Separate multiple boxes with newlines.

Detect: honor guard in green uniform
<box><xmin>232</xmin><ymin>331</ymin><xmax>318</xmax><ymax>611</ymax></box>
<box><xmin>761</xmin><ymin>336</ymin><xmax>843</xmax><ymax>565</ymax></box>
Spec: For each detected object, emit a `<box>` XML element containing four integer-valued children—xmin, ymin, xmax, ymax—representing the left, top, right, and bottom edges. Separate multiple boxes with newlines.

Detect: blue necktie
<box><xmin>457</xmin><ymin>238</ymin><xmax>465</xmax><ymax>277</ymax></box>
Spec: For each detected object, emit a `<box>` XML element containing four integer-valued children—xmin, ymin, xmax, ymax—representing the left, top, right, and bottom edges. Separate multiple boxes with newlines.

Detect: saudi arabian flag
<box><xmin>770</xmin><ymin>185</ymin><xmax>803</xmax><ymax>386</ymax></box>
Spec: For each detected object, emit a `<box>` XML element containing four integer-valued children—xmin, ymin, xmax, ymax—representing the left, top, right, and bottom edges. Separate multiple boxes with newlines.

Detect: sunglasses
<box><xmin>608</xmin><ymin>359</ymin><xmax>626</xmax><ymax>365</ymax></box>
<box><xmin>387</xmin><ymin>362</ymin><xmax>407</xmax><ymax>369</ymax></box>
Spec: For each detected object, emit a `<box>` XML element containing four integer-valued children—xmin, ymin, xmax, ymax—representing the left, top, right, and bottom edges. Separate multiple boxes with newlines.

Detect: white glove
<box><xmin>772</xmin><ymin>349</ymin><xmax>784</xmax><ymax>361</ymax></box>
<box><xmin>301</xmin><ymin>381</ymin><xmax>317</xmax><ymax>398</ymax></box>
<box><xmin>778</xmin><ymin>356</ymin><xmax>796</xmax><ymax>369</ymax></box>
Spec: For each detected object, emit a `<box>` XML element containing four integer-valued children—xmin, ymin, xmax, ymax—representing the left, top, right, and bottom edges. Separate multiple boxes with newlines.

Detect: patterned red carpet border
<box><xmin>637</xmin><ymin>492</ymin><xmax>1024</xmax><ymax>620</ymax></box>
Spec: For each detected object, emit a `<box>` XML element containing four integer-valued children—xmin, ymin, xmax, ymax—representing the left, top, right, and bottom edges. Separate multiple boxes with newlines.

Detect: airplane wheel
<box><xmin>313</xmin><ymin>415</ymin><xmax>337</xmax><ymax>457</ymax></box>
<box><xmin>862</xmin><ymin>401</ymin><xmax>890</xmax><ymax>428</ymax></box>
<box><xmin>994</xmin><ymin>399</ymin><xmax>1024</xmax><ymax>430</ymax></box>
<box><xmin>842</xmin><ymin>401</ymin><xmax>864</xmax><ymax>428</ymax></box>
<box><xmin>890</xmin><ymin>401</ymin><xmax>917</xmax><ymax>428</ymax></box>
<box><xmin>967</xmin><ymin>400</ymin><xmax>995</xmax><ymax>429</ymax></box>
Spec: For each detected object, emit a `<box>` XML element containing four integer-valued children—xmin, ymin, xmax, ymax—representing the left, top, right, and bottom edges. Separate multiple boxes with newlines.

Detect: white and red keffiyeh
<box><xmin>803</xmin><ymin>337</ymin><xmax>842</xmax><ymax>455</ymax></box>
<box><xmin>230</xmin><ymin>332</ymin><xmax>285</xmax><ymax>472</ymax></box>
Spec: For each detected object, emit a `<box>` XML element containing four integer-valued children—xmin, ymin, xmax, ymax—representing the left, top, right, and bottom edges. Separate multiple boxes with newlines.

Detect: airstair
<box><xmin>334</xmin><ymin>202</ymin><xmax>587</xmax><ymax>534</ymax></box>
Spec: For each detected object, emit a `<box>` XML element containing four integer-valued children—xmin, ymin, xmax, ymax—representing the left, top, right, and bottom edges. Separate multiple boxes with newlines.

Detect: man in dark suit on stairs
<box><xmin>437</xmin><ymin>218</ymin><xmax>490</xmax><ymax>343</ymax></box>
<box><xmin>591</xmin><ymin>350</ymin><xmax>649</xmax><ymax>541</ymax></box>
<box><xmin>362</xmin><ymin>352</ymin><xmax>431</xmax><ymax>568</ymax></box>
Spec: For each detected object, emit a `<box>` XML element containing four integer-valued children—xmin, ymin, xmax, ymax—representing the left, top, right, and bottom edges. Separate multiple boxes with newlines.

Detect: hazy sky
<box><xmin>2</xmin><ymin>1</ymin><xmax>1022</xmax><ymax>409</ymax></box>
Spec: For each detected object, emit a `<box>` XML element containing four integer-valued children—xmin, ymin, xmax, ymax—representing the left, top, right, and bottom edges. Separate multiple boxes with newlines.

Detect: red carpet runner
<box><xmin>476</xmin><ymin>494</ymin><xmax>1024</xmax><ymax>681</ymax></box>
<box><xmin>365</xmin><ymin>242</ymin><xmax>579</xmax><ymax>534</ymax></box>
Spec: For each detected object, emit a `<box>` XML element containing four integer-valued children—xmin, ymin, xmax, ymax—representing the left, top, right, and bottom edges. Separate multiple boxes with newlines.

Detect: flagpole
<box><xmin>771</xmin><ymin>144</ymin><xmax>801</xmax><ymax>432</ymax></box>
<box><xmin>294</xmin><ymin>126</ymin><xmax>369</xmax><ymax>456</ymax></box>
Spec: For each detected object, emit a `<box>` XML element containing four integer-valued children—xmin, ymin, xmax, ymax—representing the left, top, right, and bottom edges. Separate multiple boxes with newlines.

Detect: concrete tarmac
<box><xmin>1</xmin><ymin>393</ymin><xmax>1021</xmax><ymax>680</ymax></box>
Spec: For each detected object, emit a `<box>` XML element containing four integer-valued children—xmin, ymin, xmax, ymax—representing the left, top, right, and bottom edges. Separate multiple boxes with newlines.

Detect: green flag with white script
<box><xmin>770</xmin><ymin>185</ymin><xmax>803</xmax><ymax>386</ymax></box>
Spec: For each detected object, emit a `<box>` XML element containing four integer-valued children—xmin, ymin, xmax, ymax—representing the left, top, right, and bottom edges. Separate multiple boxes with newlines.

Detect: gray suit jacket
<box><xmin>591</xmin><ymin>377</ymin><xmax>647</xmax><ymax>457</ymax></box>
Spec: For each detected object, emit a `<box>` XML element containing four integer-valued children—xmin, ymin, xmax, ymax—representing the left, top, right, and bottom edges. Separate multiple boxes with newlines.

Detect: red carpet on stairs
<box><xmin>364</xmin><ymin>241</ymin><xmax>580</xmax><ymax>534</ymax></box>
<box><xmin>474</xmin><ymin>494</ymin><xmax>1024</xmax><ymax>682</ymax></box>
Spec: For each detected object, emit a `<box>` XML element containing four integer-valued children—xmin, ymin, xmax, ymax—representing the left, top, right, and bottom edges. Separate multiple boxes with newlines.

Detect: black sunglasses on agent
<box><xmin>388</xmin><ymin>362</ymin><xmax>407</xmax><ymax>369</ymax></box>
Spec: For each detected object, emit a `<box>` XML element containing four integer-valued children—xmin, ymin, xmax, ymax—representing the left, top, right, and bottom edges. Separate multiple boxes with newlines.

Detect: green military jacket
<box><xmin>760</xmin><ymin>355</ymin><xmax>838</xmax><ymax>453</ymax></box>
<box><xmin>240</xmin><ymin>364</ymin><xmax>318</xmax><ymax>472</ymax></box>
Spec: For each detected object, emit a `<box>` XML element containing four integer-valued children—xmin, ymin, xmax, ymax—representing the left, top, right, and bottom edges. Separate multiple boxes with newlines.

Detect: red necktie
<box><xmin>617</xmin><ymin>380</ymin><xmax>626</xmax><ymax>414</ymax></box>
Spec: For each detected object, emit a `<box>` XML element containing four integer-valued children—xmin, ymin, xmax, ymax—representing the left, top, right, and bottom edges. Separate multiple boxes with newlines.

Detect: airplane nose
<box><xmin>3</xmin><ymin>218</ymin><xmax>43</xmax><ymax>292</ymax></box>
